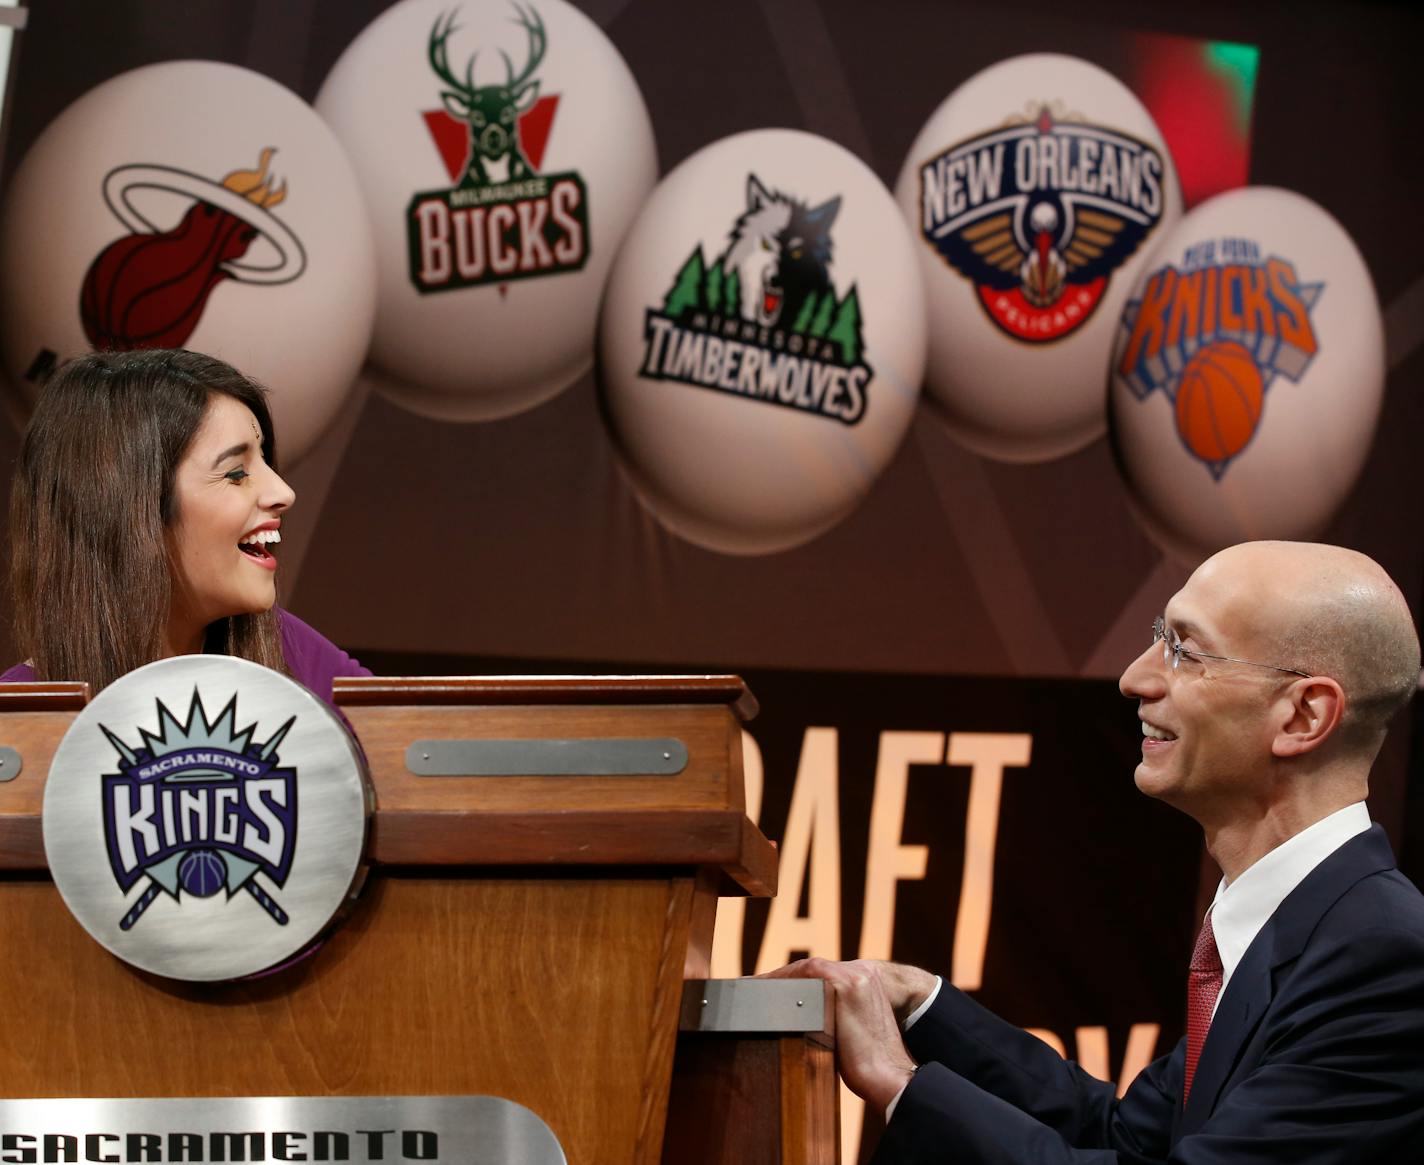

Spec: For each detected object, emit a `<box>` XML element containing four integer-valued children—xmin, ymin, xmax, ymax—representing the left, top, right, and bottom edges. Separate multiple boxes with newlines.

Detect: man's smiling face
<box><xmin>1119</xmin><ymin>549</ymin><xmax>1292</xmax><ymax>821</ymax></box>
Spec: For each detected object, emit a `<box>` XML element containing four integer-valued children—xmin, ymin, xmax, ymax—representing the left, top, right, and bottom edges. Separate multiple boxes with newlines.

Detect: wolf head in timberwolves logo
<box><xmin>640</xmin><ymin>174</ymin><xmax>871</xmax><ymax>426</ymax></box>
<box><xmin>1117</xmin><ymin>237</ymin><xmax>1323</xmax><ymax>480</ymax></box>
<box><xmin>407</xmin><ymin>3</ymin><xmax>590</xmax><ymax>294</ymax></box>
<box><xmin>100</xmin><ymin>691</ymin><xmax>298</xmax><ymax>932</ymax></box>
<box><xmin>918</xmin><ymin>106</ymin><xmax>1165</xmax><ymax>342</ymax></box>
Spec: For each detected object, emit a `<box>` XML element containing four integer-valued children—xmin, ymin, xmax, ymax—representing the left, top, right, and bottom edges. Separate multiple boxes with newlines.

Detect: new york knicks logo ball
<box><xmin>43</xmin><ymin>656</ymin><xmax>370</xmax><ymax>981</ymax></box>
<box><xmin>894</xmin><ymin>54</ymin><xmax>1181</xmax><ymax>462</ymax></box>
<box><xmin>1110</xmin><ymin>187</ymin><xmax>1384</xmax><ymax>561</ymax></box>
<box><xmin>315</xmin><ymin>0</ymin><xmax>655</xmax><ymax>422</ymax></box>
<box><xmin>0</xmin><ymin>61</ymin><xmax>376</xmax><ymax>465</ymax></box>
<box><xmin>599</xmin><ymin>129</ymin><xmax>925</xmax><ymax>555</ymax></box>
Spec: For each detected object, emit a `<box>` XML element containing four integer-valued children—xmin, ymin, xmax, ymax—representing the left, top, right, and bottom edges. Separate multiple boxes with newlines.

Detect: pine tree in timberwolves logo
<box><xmin>640</xmin><ymin>175</ymin><xmax>871</xmax><ymax>426</ymax></box>
<box><xmin>407</xmin><ymin>3</ymin><xmax>590</xmax><ymax>293</ymax></box>
<box><xmin>100</xmin><ymin>691</ymin><xmax>298</xmax><ymax>931</ymax></box>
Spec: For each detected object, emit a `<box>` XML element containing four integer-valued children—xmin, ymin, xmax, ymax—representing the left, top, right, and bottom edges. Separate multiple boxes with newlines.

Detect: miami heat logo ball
<box><xmin>895</xmin><ymin>54</ymin><xmax>1181</xmax><ymax>462</ymax></box>
<box><xmin>316</xmin><ymin>0</ymin><xmax>655</xmax><ymax>422</ymax></box>
<box><xmin>0</xmin><ymin>61</ymin><xmax>376</xmax><ymax>465</ymax></box>
<box><xmin>599</xmin><ymin>129</ymin><xmax>925</xmax><ymax>556</ymax></box>
<box><xmin>1110</xmin><ymin>188</ymin><xmax>1383</xmax><ymax>561</ymax></box>
<box><xmin>81</xmin><ymin>149</ymin><xmax>306</xmax><ymax>351</ymax></box>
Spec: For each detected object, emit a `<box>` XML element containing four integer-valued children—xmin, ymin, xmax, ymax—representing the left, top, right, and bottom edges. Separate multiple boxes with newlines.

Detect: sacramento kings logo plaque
<box><xmin>42</xmin><ymin>656</ymin><xmax>370</xmax><ymax>981</ymax></box>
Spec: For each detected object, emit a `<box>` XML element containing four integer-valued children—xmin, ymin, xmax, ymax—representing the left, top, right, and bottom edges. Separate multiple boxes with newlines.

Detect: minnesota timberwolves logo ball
<box><xmin>599</xmin><ymin>129</ymin><xmax>925</xmax><ymax>555</ymax></box>
<box><xmin>42</xmin><ymin>656</ymin><xmax>370</xmax><ymax>981</ymax></box>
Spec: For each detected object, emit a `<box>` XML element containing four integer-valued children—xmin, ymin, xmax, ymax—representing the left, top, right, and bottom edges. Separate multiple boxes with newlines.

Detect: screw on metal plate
<box><xmin>0</xmin><ymin>747</ymin><xmax>20</xmax><ymax>781</ymax></box>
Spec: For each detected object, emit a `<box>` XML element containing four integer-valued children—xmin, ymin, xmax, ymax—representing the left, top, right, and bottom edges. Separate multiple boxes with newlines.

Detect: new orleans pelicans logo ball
<box><xmin>0</xmin><ymin>62</ymin><xmax>376</xmax><ymax>464</ymax></box>
<box><xmin>599</xmin><ymin>130</ymin><xmax>925</xmax><ymax>555</ymax></box>
<box><xmin>1110</xmin><ymin>188</ymin><xmax>1383</xmax><ymax>561</ymax></box>
<box><xmin>43</xmin><ymin>657</ymin><xmax>370</xmax><ymax>981</ymax></box>
<box><xmin>316</xmin><ymin>0</ymin><xmax>655</xmax><ymax>422</ymax></box>
<box><xmin>895</xmin><ymin>54</ymin><xmax>1181</xmax><ymax>462</ymax></box>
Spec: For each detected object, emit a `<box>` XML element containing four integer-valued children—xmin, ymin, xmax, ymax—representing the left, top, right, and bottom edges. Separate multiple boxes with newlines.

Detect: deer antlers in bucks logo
<box><xmin>408</xmin><ymin>3</ymin><xmax>590</xmax><ymax>293</ymax></box>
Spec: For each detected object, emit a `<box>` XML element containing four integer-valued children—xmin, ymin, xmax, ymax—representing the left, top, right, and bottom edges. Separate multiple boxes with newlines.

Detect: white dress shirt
<box><xmin>1206</xmin><ymin>800</ymin><xmax>1370</xmax><ymax>1012</ymax></box>
<box><xmin>886</xmin><ymin>801</ymin><xmax>1372</xmax><ymax>1119</ymax></box>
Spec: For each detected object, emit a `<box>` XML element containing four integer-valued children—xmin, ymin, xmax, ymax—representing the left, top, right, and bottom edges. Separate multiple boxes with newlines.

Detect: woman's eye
<box><xmin>225</xmin><ymin>467</ymin><xmax>250</xmax><ymax>484</ymax></box>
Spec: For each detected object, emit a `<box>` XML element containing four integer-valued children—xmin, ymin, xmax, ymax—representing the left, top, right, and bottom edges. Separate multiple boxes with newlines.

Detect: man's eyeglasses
<box><xmin>1152</xmin><ymin>617</ymin><xmax>1312</xmax><ymax>677</ymax></box>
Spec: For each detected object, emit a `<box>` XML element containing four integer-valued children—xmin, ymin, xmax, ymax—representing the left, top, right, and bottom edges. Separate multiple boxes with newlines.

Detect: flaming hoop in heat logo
<box><xmin>80</xmin><ymin>147</ymin><xmax>308</xmax><ymax>350</ymax></box>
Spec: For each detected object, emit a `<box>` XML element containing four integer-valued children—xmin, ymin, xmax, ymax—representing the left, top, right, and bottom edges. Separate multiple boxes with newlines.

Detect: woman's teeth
<box><xmin>1142</xmin><ymin>722</ymin><xmax>1175</xmax><ymax>741</ymax></box>
<box><xmin>239</xmin><ymin>529</ymin><xmax>281</xmax><ymax>557</ymax></box>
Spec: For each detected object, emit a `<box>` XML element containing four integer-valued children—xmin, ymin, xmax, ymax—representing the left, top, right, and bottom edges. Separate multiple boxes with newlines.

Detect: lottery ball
<box><xmin>0</xmin><ymin>61</ymin><xmax>376</xmax><ymax>465</ymax></box>
<box><xmin>1110</xmin><ymin>187</ymin><xmax>1384</xmax><ymax>562</ymax></box>
<box><xmin>598</xmin><ymin>129</ymin><xmax>926</xmax><ymax>555</ymax></box>
<box><xmin>315</xmin><ymin>0</ymin><xmax>657</xmax><ymax>421</ymax></box>
<box><xmin>895</xmin><ymin>53</ymin><xmax>1181</xmax><ymax>462</ymax></box>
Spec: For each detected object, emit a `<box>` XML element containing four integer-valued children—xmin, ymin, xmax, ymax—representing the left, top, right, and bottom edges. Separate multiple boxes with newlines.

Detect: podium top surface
<box><xmin>332</xmin><ymin>675</ymin><xmax>759</xmax><ymax>721</ymax></box>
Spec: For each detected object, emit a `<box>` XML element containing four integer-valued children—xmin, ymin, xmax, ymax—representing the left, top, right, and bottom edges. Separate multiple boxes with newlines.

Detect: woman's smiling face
<box><xmin>166</xmin><ymin>393</ymin><xmax>295</xmax><ymax>648</ymax></box>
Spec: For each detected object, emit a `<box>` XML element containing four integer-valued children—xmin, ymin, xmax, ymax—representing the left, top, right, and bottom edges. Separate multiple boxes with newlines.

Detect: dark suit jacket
<box><xmin>875</xmin><ymin>825</ymin><xmax>1424</xmax><ymax>1163</ymax></box>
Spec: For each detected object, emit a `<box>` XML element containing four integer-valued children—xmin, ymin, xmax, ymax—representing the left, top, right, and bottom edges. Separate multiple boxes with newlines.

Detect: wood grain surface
<box><xmin>0</xmin><ymin>872</ymin><xmax>697</xmax><ymax>1165</ymax></box>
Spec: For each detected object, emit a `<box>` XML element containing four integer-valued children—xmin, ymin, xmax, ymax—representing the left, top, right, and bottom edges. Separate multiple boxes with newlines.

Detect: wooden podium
<box><xmin>0</xmin><ymin>676</ymin><xmax>782</xmax><ymax>1165</ymax></box>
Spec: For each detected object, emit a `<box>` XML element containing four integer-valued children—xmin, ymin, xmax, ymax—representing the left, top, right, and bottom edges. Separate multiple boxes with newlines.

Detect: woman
<box><xmin>3</xmin><ymin>348</ymin><xmax>368</xmax><ymax>700</ymax></box>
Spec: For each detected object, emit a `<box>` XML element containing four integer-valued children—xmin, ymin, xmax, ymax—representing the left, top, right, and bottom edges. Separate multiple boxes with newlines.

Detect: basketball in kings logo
<box><xmin>407</xmin><ymin>3</ymin><xmax>590</xmax><ymax>293</ymax></box>
<box><xmin>917</xmin><ymin>105</ymin><xmax>1167</xmax><ymax>343</ymax></box>
<box><xmin>1115</xmin><ymin>237</ymin><xmax>1324</xmax><ymax>479</ymax></box>
<box><xmin>78</xmin><ymin>148</ymin><xmax>307</xmax><ymax>353</ymax></box>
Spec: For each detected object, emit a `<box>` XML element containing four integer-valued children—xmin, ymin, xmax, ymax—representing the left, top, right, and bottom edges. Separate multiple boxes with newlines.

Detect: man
<box><xmin>767</xmin><ymin>541</ymin><xmax>1424</xmax><ymax>1162</ymax></box>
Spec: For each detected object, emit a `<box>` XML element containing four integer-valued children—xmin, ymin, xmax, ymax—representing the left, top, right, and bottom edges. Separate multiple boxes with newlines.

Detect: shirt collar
<box><xmin>1208</xmin><ymin>802</ymin><xmax>1371</xmax><ymax>996</ymax></box>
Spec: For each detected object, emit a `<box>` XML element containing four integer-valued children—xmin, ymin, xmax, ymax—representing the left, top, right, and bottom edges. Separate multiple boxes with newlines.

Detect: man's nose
<box><xmin>1119</xmin><ymin>642</ymin><xmax>1167</xmax><ymax>700</ymax></box>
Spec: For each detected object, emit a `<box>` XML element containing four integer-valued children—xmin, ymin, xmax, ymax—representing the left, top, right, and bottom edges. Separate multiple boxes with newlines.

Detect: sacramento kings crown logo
<box><xmin>100</xmin><ymin>691</ymin><xmax>298</xmax><ymax>932</ymax></box>
<box><xmin>918</xmin><ymin>105</ymin><xmax>1165</xmax><ymax>343</ymax></box>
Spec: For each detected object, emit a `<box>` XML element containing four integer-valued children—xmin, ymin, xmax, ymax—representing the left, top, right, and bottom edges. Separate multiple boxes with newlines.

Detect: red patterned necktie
<box><xmin>1183</xmin><ymin>910</ymin><xmax>1224</xmax><ymax>1105</ymax></box>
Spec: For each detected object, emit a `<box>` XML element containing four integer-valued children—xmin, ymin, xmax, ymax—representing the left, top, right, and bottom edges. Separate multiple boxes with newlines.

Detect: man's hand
<box><xmin>761</xmin><ymin>958</ymin><xmax>927</xmax><ymax>1113</ymax></box>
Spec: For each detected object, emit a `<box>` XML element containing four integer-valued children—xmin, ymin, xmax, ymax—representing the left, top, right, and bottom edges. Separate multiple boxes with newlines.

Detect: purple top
<box><xmin>0</xmin><ymin>610</ymin><xmax>371</xmax><ymax>707</ymax></box>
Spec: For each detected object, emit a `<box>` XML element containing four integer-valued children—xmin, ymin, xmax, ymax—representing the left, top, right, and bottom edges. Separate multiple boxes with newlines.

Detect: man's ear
<box><xmin>1272</xmin><ymin>677</ymin><xmax>1345</xmax><ymax>757</ymax></box>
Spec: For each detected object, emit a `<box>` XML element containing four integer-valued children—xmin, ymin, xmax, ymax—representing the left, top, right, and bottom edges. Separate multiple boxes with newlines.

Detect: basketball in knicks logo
<box><xmin>917</xmin><ymin>105</ymin><xmax>1166</xmax><ymax>342</ymax></box>
<box><xmin>79</xmin><ymin>148</ymin><xmax>307</xmax><ymax>351</ymax></box>
<box><xmin>639</xmin><ymin>175</ymin><xmax>871</xmax><ymax>426</ymax></box>
<box><xmin>100</xmin><ymin>691</ymin><xmax>298</xmax><ymax>933</ymax></box>
<box><xmin>408</xmin><ymin>3</ymin><xmax>589</xmax><ymax>293</ymax></box>
<box><xmin>1116</xmin><ymin>237</ymin><xmax>1323</xmax><ymax>479</ymax></box>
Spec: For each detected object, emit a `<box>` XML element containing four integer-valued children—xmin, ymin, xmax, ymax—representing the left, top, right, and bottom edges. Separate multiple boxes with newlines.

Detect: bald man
<box><xmin>767</xmin><ymin>541</ymin><xmax>1424</xmax><ymax>1163</ymax></box>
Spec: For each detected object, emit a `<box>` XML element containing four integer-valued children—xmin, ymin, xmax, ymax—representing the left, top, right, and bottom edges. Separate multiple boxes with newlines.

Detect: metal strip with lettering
<box><xmin>0</xmin><ymin>1096</ymin><xmax>565</xmax><ymax>1165</ymax></box>
<box><xmin>406</xmin><ymin>738</ymin><xmax>689</xmax><ymax>777</ymax></box>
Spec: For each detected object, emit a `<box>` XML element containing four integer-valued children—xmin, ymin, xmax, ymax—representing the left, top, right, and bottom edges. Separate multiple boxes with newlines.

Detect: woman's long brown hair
<box><xmin>9</xmin><ymin>349</ymin><xmax>289</xmax><ymax>690</ymax></box>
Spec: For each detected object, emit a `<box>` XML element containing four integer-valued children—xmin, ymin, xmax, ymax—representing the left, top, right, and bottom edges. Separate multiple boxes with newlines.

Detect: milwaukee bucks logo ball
<box><xmin>894</xmin><ymin>54</ymin><xmax>1181</xmax><ymax>462</ymax></box>
<box><xmin>43</xmin><ymin>656</ymin><xmax>370</xmax><ymax>981</ymax></box>
<box><xmin>1109</xmin><ymin>187</ymin><xmax>1384</xmax><ymax>561</ymax></box>
<box><xmin>0</xmin><ymin>61</ymin><xmax>376</xmax><ymax>465</ymax></box>
<box><xmin>599</xmin><ymin>129</ymin><xmax>925</xmax><ymax>555</ymax></box>
<box><xmin>316</xmin><ymin>0</ymin><xmax>655</xmax><ymax>421</ymax></box>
